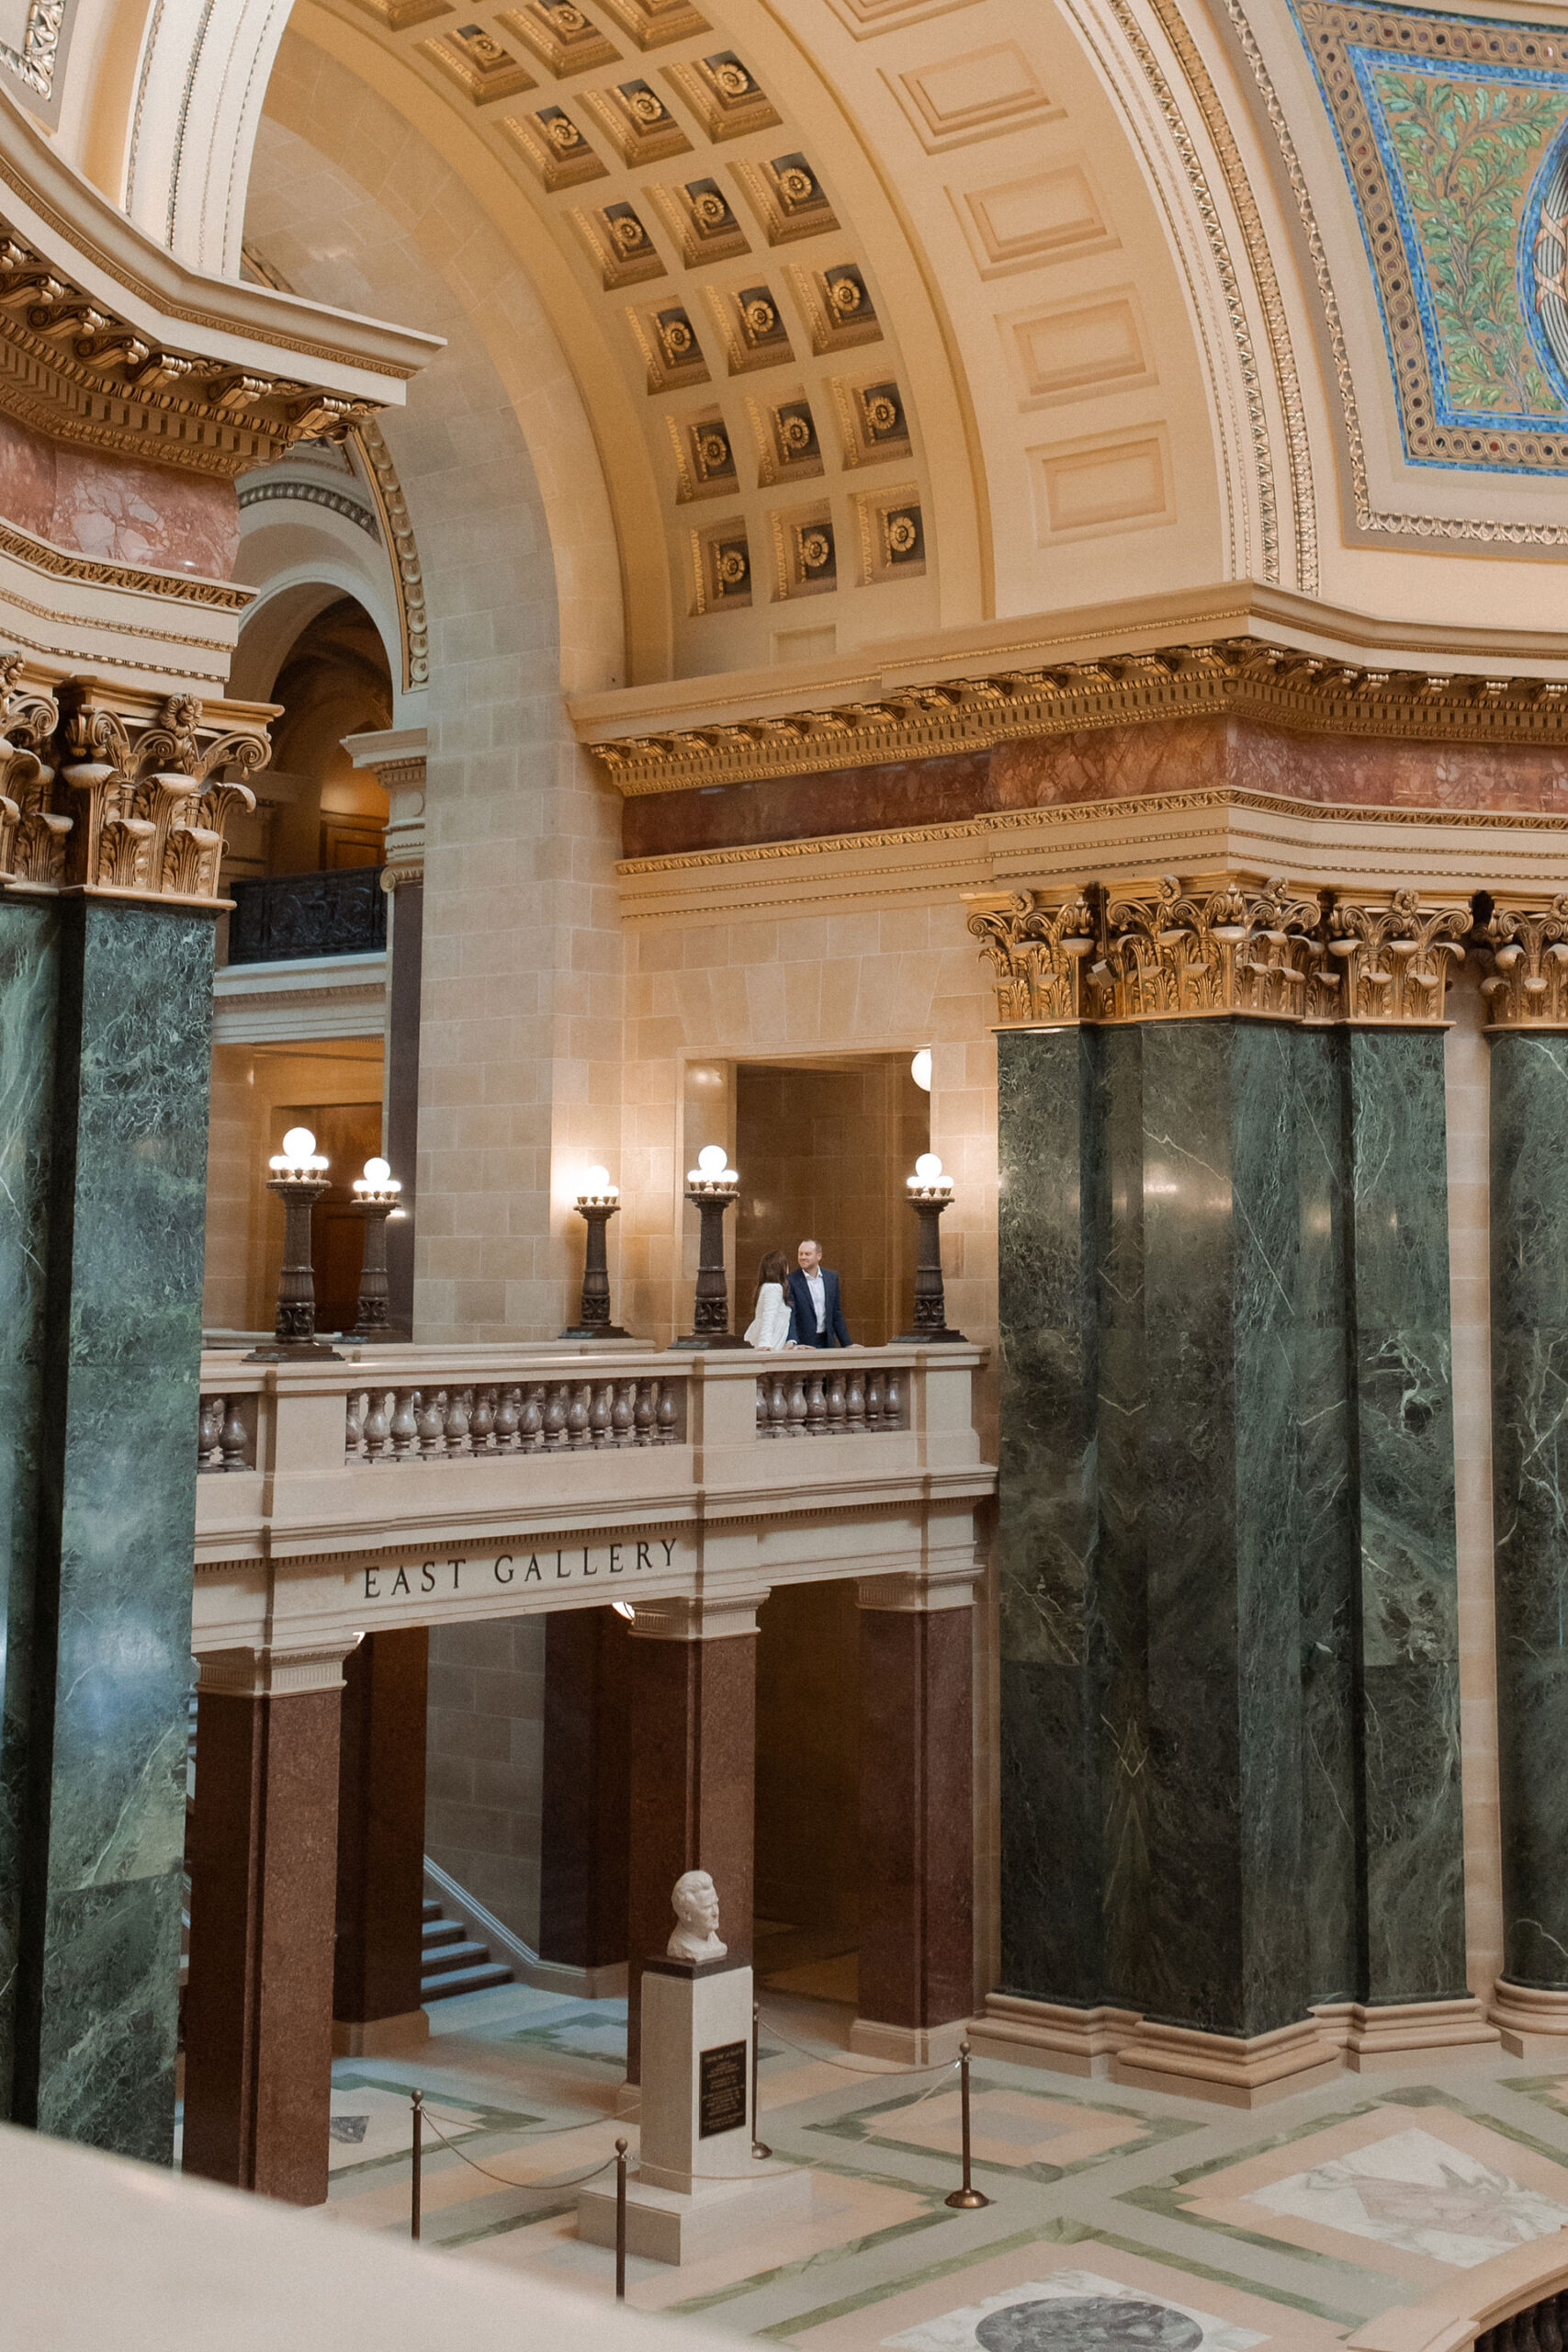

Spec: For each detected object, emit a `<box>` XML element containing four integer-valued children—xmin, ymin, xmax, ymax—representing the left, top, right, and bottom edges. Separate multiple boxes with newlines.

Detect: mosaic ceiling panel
<box><xmin>1292</xmin><ymin>0</ymin><xmax>1568</xmax><ymax>471</ymax></box>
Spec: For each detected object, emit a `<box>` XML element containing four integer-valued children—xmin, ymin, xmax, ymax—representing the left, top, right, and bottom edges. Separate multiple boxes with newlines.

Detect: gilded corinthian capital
<box><xmin>1480</xmin><ymin>896</ymin><xmax>1568</xmax><ymax>1029</ymax></box>
<box><xmin>0</xmin><ymin>655</ymin><xmax>63</xmax><ymax>888</ymax></box>
<box><xmin>968</xmin><ymin>888</ymin><xmax>1099</xmax><ymax>1025</ymax></box>
<box><xmin>1098</xmin><ymin>874</ymin><xmax>1323</xmax><ymax>1022</ymax></box>
<box><xmin>1314</xmin><ymin>890</ymin><xmax>1471</xmax><ymax>1025</ymax></box>
<box><xmin>56</xmin><ymin>688</ymin><xmax>265</xmax><ymax>903</ymax></box>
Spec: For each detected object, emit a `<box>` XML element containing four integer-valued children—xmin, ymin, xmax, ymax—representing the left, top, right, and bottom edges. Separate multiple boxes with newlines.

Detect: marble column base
<box><xmin>330</xmin><ymin>2009</ymin><xmax>429</xmax><ymax>2059</ymax></box>
<box><xmin>965</xmin><ymin>1994</ymin><xmax>1140</xmax><ymax>2078</ymax></box>
<box><xmin>849</xmin><ymin>2017</ymin><xmax>968</xmax><ymax>2066</ymax></box>
<box><xmin>1490</xmin><ymin>1982</ymin><xmax>1568</xmax><ymax>2058</ymax></box>
<box><xmin>1111</xmin><ymin>2018</ymin><xmax>1340</xmax><ymax>2108</ymax></box>
<box><xmin>1312</xmin><ymin>1997</ymin><xmax>1498</xmax><ymax>2070</ymax></box>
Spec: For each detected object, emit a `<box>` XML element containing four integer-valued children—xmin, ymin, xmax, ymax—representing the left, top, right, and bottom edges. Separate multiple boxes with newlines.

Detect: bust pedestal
<box><xmin>578</xmin><ymin>1956</ymin><xmax>810</xmax><ymax>2263</ymax></box>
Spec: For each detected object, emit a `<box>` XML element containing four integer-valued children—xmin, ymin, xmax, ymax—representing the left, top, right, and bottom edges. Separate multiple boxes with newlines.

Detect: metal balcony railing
<box><xmin>226</xmin><ymin>865</ymin><xmax>388</xmax><ymax>965</ymax></box>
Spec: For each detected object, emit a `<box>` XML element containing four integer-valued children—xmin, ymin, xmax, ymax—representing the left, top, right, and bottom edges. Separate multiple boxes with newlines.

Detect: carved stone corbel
<box><xmin>56</xmin><ymin>688</ymin><xmax>265</xmax><ymax>902</ymax></box>
<box><xmin>0</xmin><ymin>654</ymin><xmax>64</xmax><ymax>887</ymax></box>
<box><xmin>1314</xmin><ymin>890</ymin><xmax>1471</xmax><ymax>1025</ymax></box>
<box><xmin>1097</xmin><ymin>874</ymin><xmax>1322</xmax><ymax>1021</ymax></box>
<box><xmin>967</xmin><ymin>888</ymin><xmax>1099</xmax><ymax>1025</ymax></box>
<box><xmin>1480</xmin><ymin>896</ymin><xmax>1568</xmax><ymax>1030</ymax></box>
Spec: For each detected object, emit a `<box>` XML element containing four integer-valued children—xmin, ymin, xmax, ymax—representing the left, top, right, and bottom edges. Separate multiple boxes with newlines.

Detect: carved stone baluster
<box><xmin>825</xmin><ymin>1372</ymin><xmax>846</xmax><ymax>1435</ymax></box>
<box><xmin>634</xmin><ymin>1378</ymin><xmax>655</xmax><ymax>1446</ymax></box>
<box><xmin>520</xmin><ymin>1383</ymin><xmax>546</xmax><ymax>1451</ymax></box>
<box><xmin>444</xmin><ymin>1388</ymin><xmax>471</xmax><ymax>1457</ymax></box>
<box><xmin>657</xmin><ymin>1381</ymin><xmax>679</xmax><ymax>1444</ymax></box>
<box><xmin>756</xmin><ymin>1379</ymin><xmax>769</xmax><ymax>1436</ymax></box>
<box><xmin>565</xmin><ymin>1382</ymin><xmax>591</xmax><ymax>1448</ymax></box>
<box><xmin>612</xmin><ymin>1379</ymin><xmax>636</xmax><ymax>1446</ymax></box>
<box><xmin>198</xmin><ymin>1394</ymin><xmax>222</xmax><ymax>1471</ymax></box>
<box><xmin>363</xmin><ymin>1390</ymin><xmax>390</xmax><ymax>1464</ymax></box>
<box><xmin>543</xmin><ymin>1383</ymin><xmax>569</xmax><ymax>1449</ymax></box>
<box><xmin>416</xmin><ymin>1390</ymin><xmax>446</xmax><ymax>1460</ymax></box>
<box><xmin>345</xmin><ymin>1390</ymin><xmax>365</xmax><ymax>1464</ymax></box>
<box><xmin>389</xmin><ymin>1388</ymin><xmax>418</xmax><ymax>1461</ymax></box>
<box><xmin>846</xmin><ymin>1364</ymin><xmax>865</xmax><ymax>1432</ymax></box>
<box><xmin>786</xmin><ymin>1369</ymin><xmax>807</xmax><ymax>1437</ymax></box>
<box><xmin>589</xmin><ymin>1381</ymin><xmax>613</xmax><ymax>1445</ymax></box>
<box><xmin>469</xmin><ymin>1385</ymin><xmax>496</xmax><ymax>1454</ymax></box>
<box><xmin>492</xmin><ymin>1385</ymin><xmax>520</xmax><ymax>1451</ymax></box>
<box><xmin>884</xmin><ymin>1369</ymin><xmax>903</xmax><ymax>1429</ymax></box>
<box><xmin>767</xmin><ymin>1374</ymin><xmax>789</xmax><ymax>1436</ymax></box>
<box><xmin>220</xmin><ymin>1397</ymin><xmax>250</xmax><ymax>1473</ymax></box>
<box><xmin>864</xmin><ymin>1371</ymin><xmax>884</xmax><ymax>1429</ymax></box>
<box><xmin>805</xmin><ymin>1374</ymin><xmax>827</xmax><ymax>1434</ymax></box>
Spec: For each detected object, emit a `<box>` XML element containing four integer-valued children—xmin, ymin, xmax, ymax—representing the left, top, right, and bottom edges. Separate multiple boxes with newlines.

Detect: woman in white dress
<box><xmin>744</xmin><ymin>1250</ymin><xmax>794</xmax><ymax>1349</ymax></box>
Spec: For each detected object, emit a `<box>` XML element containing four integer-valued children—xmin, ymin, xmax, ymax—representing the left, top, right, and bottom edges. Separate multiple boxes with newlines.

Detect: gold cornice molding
<box><xmin>971</xmin><ymin>874</ymin><xmax>1474</xmax><ymax>1030</ymax></box>
<box><xmin>0</xmin><ymin>513</ymin><xmax>251</xmax><ymax>609</ymax></box>
<box><xmin>580</xmin><ymin>586</ymin><xmax>1568</xmax><ymax>797</ymax></box>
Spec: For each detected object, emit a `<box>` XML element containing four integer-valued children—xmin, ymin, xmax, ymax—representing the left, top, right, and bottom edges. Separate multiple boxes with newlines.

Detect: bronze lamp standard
<box><xmin>246</xmin><ymin>1125</ymin><xmax>343</xmax><ymax>1361</ymax></box>
<box><xmin>561</xmin><ymin>1166</ymin><xmax>634</xmax><ymax>1340</ymax></box>
<box><xmin>671</xmin><ymin>1143</ymin><xmax>747</xmax><ymax>1350</ymax></box>
<box><xmin>896</xmin><ymin>1153</ymin><xmax>967</xmax><ymax>1343</ymax></box>
<box><xmin>349</xmin><ymin>1156</ymin><xmax>403</xmax><ymax>1341</ymax></box>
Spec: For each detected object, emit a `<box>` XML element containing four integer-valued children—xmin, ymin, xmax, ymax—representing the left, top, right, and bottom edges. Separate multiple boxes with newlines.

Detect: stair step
<box><xmin>421</xmin><ymin>1918</ymin><xmax>467</xmax><ymax>1951</ymax></box>
<box><xmin>421</xmin><ymin>1938</ymin><xmax>492</xmax><ymax>1976</ymax></box>
<box><xmin>423</xmin><ymin>1962</ymin><xmax>513</xmax><ymax>2000</ymax></box>
<box><xmin>421</xmin><ymin>1898</ymin><xmax>442</xmax><ymax>1922</ymax></box>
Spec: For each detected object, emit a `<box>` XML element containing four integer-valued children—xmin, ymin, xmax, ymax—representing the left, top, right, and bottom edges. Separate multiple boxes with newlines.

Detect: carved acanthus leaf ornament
<box><xmin>1481</xmin><ymin>897</ymin><xmax>1568</xmax><ymax>1029</ymax></box>
<box><xmin>974</xmin><ymin>875</ymin><xmax>1475</xmax><ymax>1030</ymax></box>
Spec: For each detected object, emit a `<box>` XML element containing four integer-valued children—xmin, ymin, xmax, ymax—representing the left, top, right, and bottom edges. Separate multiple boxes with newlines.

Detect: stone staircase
<box><xmin>420</xmin><ymin>1897</ymin><xmax>513</xmax><ymax>2002</ymax></box>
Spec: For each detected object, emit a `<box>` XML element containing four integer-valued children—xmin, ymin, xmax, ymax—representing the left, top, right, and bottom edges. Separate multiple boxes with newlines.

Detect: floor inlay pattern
<box><xmin>236</xmin><ymin>1986</ymin><xmax>1568</xmax><ymax>2345</ymax></box>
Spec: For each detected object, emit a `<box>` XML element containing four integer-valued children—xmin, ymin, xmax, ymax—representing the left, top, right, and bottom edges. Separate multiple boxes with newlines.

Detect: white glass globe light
<box><xmin>586</xmin><ymin>1164</ymin><xmax>611</xmax><ymax>1191</ymax></box>
<box><xmin>915</xmin><ymin>1152</ymin><xmax>944</xmax><ymax>1182</ymax></box>
<box><xmin>910</xmin><ymin>1048</ymin><xmax>932</xmax><ymax>1092</ymax></box>
<box><xmin>282</xmin><ymin>1126</ymin><xmax>317</xmax><ymax>1161</ymax></box>
<box><xmin>364</xmin><ymin>1156</ymin><xmax>390</xmax><ymax>1185</ymax></box>
<box><xmin>697</xmin><ymin>1143</ymin><xmax>728</xmax><ymax>1175</ymax></box>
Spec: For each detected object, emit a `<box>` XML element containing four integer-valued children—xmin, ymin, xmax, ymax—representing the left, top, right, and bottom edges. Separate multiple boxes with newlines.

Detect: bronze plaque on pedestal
<box><xmin>698</xmin><ymin>2039</ymin><xmax>748</xmax><ymax>2137</ymax></box>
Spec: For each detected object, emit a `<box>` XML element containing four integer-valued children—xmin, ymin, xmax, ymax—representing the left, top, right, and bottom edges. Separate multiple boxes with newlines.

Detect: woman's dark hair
<box><xmin>755</xmin><ymin>1249</ymin><xmax>787</xmax><ymax>1304</ymax></box>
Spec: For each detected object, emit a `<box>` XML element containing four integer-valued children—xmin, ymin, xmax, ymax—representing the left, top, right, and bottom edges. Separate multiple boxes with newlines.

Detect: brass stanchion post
<box><xmin>751</xmin><ymin>2001</ymin><xmax>771</xmax><ymax>2159</ymax></box>
<box><xmin>944</xmin><ymin>2041</ymin><xmax>991</xmax><ymax>2210</ymax></box>
<box><xmin>411</xmin><ymin>2088</ymin><xmax>423</xmax><ymax>2239</ymax></box>
<box><xmin>615</xmin><ymin>2136</ymin><xmax>628</xmax><ymax>2300</ymax></box>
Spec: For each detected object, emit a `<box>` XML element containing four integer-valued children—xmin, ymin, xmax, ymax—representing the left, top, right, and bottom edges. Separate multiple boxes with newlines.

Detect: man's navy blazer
<box><xmin>786</xmin><ymin>1265</ymin><xmax>851</xmax><ymax>1348</ymax></box>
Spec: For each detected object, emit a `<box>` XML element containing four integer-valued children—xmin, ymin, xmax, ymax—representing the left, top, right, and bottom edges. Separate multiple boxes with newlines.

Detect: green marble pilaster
<box><xmin>1134</xmin><ymin>1021</ymin><xmax>1308</xmax><ymax>2037</ymax></box>
<box><xmin>1344</xmin><ymin>1029</ymin><xmax>1466</xmax><ymax>2003</ymax></box>
<box><xmin>9</xmin><ymin>897</ymin><xmax>215</xmax><ymax>2157</ymax></box>
<box><xmin>996</xmin><ymin>1026</ymin><xmax>1108</xmax><ymax>2004</ymax></box>
<box><xmin>0</xmin><ymin>897</ymin><xmax>59</xmax><ymax>2113</ymax></box>
<box><xmin>1489</xmin><ymin>1032</ymin><xmax>1568</xmax><ymax>1990</ymax></box>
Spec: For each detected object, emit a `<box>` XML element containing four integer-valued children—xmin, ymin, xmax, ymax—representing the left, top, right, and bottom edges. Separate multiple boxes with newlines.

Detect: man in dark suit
<box><xmin>786</xmin><ymin>1238</ymin><xmax>852</xmax><ymax>1348</ymax></box>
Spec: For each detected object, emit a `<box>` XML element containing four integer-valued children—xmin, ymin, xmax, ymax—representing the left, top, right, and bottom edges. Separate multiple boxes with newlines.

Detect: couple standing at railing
<box><xmin>743</xmin><ymin>1238</ymin><xmax>855</xmax><ymax>1351</ymax></box>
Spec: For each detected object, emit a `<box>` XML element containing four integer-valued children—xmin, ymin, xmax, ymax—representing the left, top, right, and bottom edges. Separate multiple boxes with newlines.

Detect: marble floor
<box><xmin>305</xmin><ymin>1986</ymin><xmax>1568</xmax><ymax>2347</ymax></box>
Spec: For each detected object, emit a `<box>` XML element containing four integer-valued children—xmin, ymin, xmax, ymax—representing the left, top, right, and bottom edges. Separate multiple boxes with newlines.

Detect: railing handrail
<box><xmin>198</xmin><ymin>1340</ymin><xmax>976</xmax><ymax>1389</ymax></box>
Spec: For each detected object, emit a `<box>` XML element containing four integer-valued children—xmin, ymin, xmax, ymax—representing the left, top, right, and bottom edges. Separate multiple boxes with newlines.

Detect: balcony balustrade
<box><xmin>225</xmin><ymin>864</ymin><xmax>388</xmax><ymax>965</ymax></box>
<box><xmin>192</xmin><ymin>1342</ymin><xmax>993</xmax><ymax>1655</ymax></box>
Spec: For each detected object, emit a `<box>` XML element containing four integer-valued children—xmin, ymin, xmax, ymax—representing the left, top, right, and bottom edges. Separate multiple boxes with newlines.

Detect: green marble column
<box><xmin>1489</xmin><ymin>1031</ymin><xmax>1568</xmax><ymax>1992</ymax></box>
<box><xmin>0</xmin><ymin>896</ymin><xmax>59</xmax><ymax>2115</ymax></box>
<box><xmin>6</xmin><ymin>896</ymin><xmax>215</xmax><ymax>2157</ymax></box>
<box><xmin>997</xmin><ymin>1025</ymin><xmax>1109</xmax><ymax>2005</ymax></box>
<box><xmin>1344</xmin><ymin>1030</ymin><xmax>1466</xmax><ymax>2004</ymax></box>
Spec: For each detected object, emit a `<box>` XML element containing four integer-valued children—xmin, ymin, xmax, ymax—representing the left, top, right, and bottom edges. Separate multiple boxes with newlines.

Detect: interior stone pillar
<box><xmin>538</xmin><ymin>1606</ymin><xmax>630</xmax><ymax>1991</ymax></box>
<box><xmin>4</xmin><ymin>897</ymin><xmax>215</xmax><ymax>2157</ymax></box>
<box><xmin>623</xmin><ymin>1594</ymin><xmax>761</xmax><ymax>2087</ymax></box>
<box><xmin>975</xmin><ymin>879</ymin><xmax>1489</xmax><ymax>2100</ymax></box>
<box><xmin>852</xmin><ymin>1570</ymin><xmax>977</xmax><ymax>2064</ymax></box>
<box><xmin>184</xmin><ymin>1642</ymin><xmax>355</xmax><ymax>2206</ymax></box>
<box><xmin>333</xmin><ymin>1628</ymin><xmax>429</xmax><ymax>2055</ymax></box>
<box><xmin>1480</xmin><ymin>917</ymin><xmax>1568</xmax><ymax>2058</ymax></box>
<box><xmin>345</xmin><ymin>729</ymin><xmax>425</xmax><ymax>1338</ymax></box>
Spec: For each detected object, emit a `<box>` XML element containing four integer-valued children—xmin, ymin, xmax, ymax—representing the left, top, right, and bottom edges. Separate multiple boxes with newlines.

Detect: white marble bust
<box><xmin>667</xmin><ymin>1869</ymin><xmax>727</xmax><ymax>1962</ymax></box>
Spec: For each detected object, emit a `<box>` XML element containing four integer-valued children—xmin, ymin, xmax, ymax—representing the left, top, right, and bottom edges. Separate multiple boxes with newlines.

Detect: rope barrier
<box><xmin>417</xmin><ymin>2105</ymin><xmax>622</xmax><ymax>2193</ymax></box>
<box><xmin>755</xmin><ymin>2008</ymin><xmax>964</xmax><ymax>2077</ymax></box>
<box><xmin>422</xmin><ymin>2099</ymin><xmax>615</xmax><ymax>2143</ymax></box>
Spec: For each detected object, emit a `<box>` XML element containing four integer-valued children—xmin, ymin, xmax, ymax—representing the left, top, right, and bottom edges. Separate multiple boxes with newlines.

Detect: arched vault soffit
<box><xmin>262</xmin><ymin>0</ymin><xmax>1326</xmax><ymax>678</ymax></box>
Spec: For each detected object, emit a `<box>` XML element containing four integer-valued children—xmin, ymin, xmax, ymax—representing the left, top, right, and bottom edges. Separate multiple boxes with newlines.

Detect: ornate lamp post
<box><xmin>561</xmin><ymin>1166</ymin><xmax>634</xmax><ymax>1340</ymax></box>
<box><xmin>349</xmin><ymin>1156</ymin><xmax>403</xmax><ymax>1341</ymax></box>
<box><xmin>246</xmin><ymin>1125</ymin><xmax>343</xmax><ymax>1361</ymax></box>
<box><xmin>671</xmin><ymin>1143</ymin><xmax>747</xmax><ymax>1350</ymax></box>
<box><xmin>896</xmin><ymin>1153</ymin><xmax>967</xmax><ymax>1343</ymax></box>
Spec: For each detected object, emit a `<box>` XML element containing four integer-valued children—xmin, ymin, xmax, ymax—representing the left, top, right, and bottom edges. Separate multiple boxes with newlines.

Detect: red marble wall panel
<box><xmin>0</xmin><ymin>411</ymin><xmax>240</xmax><ymax>579</ymax></box>
<box><xmin>620</xmin><ymin>717</ymin><xmax>1568</xmax><ymax>859</ymax></box>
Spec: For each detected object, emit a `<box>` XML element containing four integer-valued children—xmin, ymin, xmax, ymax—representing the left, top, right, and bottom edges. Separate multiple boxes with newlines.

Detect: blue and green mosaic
<box><xmin>1292</xmin><ymin>1</ymin><xmax>1568</xmax><ymax>470</ymax></box>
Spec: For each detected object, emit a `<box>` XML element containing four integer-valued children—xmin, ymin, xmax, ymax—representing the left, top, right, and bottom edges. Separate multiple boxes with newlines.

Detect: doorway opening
<box><xmin>753</xmin><ymin>1577</ymin><xmax>862</xmax><ymax>2005</ymax></box>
